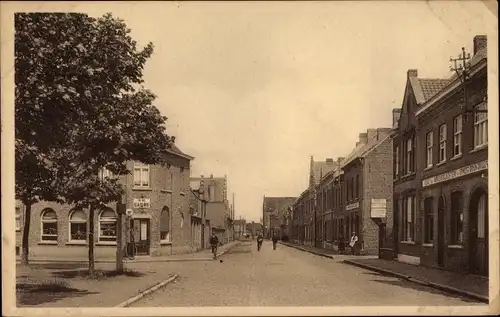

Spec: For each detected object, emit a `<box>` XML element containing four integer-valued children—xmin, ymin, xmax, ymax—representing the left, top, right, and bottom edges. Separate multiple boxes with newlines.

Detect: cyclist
<box><xmin>210</xmin><ymin>233</ymin><xmax>219</xmax><ymax>259</ymax></box>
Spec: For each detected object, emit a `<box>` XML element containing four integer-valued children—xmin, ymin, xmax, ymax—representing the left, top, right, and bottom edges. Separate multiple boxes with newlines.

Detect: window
<box><xmin>474</xmin><ymin>102</ymin><xmax>488</xmax><ymax>148</ymax></box>
<box><xmin>453</xmin><ymin>115</ymin><xmax>462</xmax><ymax>156</ymax></box>
<box><xmin>394</xmin><ymin>145</ymin><xmax>400</xmax><ymax>176</ymax></box>
<box><xmin>402</xmin><ymin>196</ymin><xmax>415</xmax><ymax>242</ymax></box>
<box><xmin>69</xmin><ymin>209</ymin><xmax>87</xmax><ymax>242</ymax></box>
<box><xmin>426</xmin><ymin>131</ymin><xmax>433</xmax><ymax>167</ymax></box>
<box><xmin>424</xmin><ymin>198</ymin><xmax>434</xmax><ymax>243</ymax></box>
<box><xmin>439</xmin><ymin>124</ymin><xmax>447</xmax><ymax>162</ymax></box>
<box><xmin>133</xmin><ymin>163</ymin><xmax>150</xmax><ymax>188</ymax></box>
<box><xmin>405</xmin><ymin>138</ymin><xmax>413</xmax><ymax>174</ymax></box>
<box><xmin>16</xmin><ymin>207</ymin><xmax>22</xmax><ymax>231</ymax></box>
<box><xmin>41</xmin><ymin>209</ymin><xmax>58</xmax><ymax>241</ymax></box>
<box><xmin>160</xmin><ymin>206</ymin><xmax>171</xmax><ymax>242</ymax></box>
<box><xmin>98</xmin><ymin>167</ymin><xmax>114</xmax><ymax>181</ymax></box>
<box><xmin>355</xmin><ymin>175</ymin><xmax>359</xmax><ymax>198</ymax></box>
<box><xmin>450</xmin><ymin>192</ymin><xmax>464</xmax><ymax>244</ymax></box>
<box><xmin>98</xmin><ymin>209</ymin><xmax>117</xmax><ymax>242</ymax></box>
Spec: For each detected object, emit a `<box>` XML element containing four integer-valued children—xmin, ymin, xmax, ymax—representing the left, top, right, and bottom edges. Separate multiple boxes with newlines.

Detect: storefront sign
<box><xmin>370</xmin><ymin>199</ymin><xmax>387</xmax><ymax>218</ymax></box>
<box><xmin>422</xmin><ymin>160</ymin><xmax>488</xmax><ymax>188</ymax></box>
<box><xmin>345</xmin><ymin>202</ymin><xmax>359</xmax><ymax>211</ymax></box>
<box><xmin>133</xmin><ymin>198</ymin><xmax>151</xmax><ymax>209</ymax></box>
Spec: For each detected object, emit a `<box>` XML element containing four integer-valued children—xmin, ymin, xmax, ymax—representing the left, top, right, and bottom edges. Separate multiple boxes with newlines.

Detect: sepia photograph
<box><xmin>1</xmin><ymin>1</ymin><xmax>498</xmax><ymax>316</ymax></box>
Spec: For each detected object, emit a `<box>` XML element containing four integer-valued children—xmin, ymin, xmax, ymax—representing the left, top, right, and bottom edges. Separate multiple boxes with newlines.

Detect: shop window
<box><xmin>450</xmin><ymin>192</ymin><xmax>464</xmax><ymax>244</ymax></box>
<box><xmin>98</xmin><ymin>209</ymin><xmax>117</xmax><ymax>242</ymax></box>
<box><xmin>41</xmin><ymin>209</ymin><xmax>58</xmax><ymax>242</ymax></box>
<box><xmin>424</xmin><ymin>198</ymin><xmax>434</xmax><ymax>243</ymax></box>
<box><xmin>69</xmin><ymin>209</ymin><xmax>87</xmax><ymax>242</ymax></box>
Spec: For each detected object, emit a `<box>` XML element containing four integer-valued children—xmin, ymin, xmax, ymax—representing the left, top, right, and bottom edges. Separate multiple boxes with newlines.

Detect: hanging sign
<box><xmin>370</xmin><ymin>199</ymin><xmax>387</xmax><ymax>218</ymax></box>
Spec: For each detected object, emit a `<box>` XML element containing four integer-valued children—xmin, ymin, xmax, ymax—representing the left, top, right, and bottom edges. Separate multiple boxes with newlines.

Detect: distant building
<box><xmin>234</xmin><ymin>219</ymin><xmax>247</xmax><ymax>239</ymax></box>
<box><xmin>262</xmin><ymin>196</ymin><xmax>296</xmax><ymax>239</ymax></box>
<box><xmin>246</xmin><ymin>221</ymin><xmax>263</xmax><ymax>238</ymax></box>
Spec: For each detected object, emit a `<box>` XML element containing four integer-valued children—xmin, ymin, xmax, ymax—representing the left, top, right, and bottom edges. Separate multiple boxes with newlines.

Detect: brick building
<box><xmin>16</xmin><ymin>144</ymin><xmax>195</xmax><ymax>259</ymax></box>
<box><xmin>291</xmin><ymin>189</ymin><xmax>311</xmax><ymax>245</ymax></box>
<box><xmin>339</xmin><ymin>128</ymin><xmax>393</xmax><ymax>255</ymax></box>
<box><xmin>415</xmin><ymin>36</ymin><xmax>488</xmax><ymax>276</ymax></box>
<box><xmin>392</xmin><ymin>68</ymin><xmax>451</xmax><ymax>265</ymax></box>
<box><xmin>262</xmin><ymin>196</ymin><xmax>296</xmax><ymax>239</ymax></box>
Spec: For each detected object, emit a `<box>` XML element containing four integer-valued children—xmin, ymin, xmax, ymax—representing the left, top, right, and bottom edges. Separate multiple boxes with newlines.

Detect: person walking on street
<box><xmin>257</xmin><ymin>233</ymin><xmax>263</xmax><ymax>251</ymax></box>
<box><xmin>210</xmin><ymin>233</ymin><xmax>219</xmax><ymax>259</ymax></box>
<box><xmin>272</xmin><ymin>234</ymin><xmax>279</xmax><ymax>251</ymax></box>
<box><xmin>349</xmin><ymin>232</ymin><xmax>359</xmax><ymax>255</ymax></box>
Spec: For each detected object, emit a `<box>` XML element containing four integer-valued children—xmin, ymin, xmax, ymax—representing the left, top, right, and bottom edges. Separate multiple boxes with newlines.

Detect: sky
<box><xmin>3</xmin><ymin>1</ymin><xmax>496</xmax><ymax>223</ymax></box>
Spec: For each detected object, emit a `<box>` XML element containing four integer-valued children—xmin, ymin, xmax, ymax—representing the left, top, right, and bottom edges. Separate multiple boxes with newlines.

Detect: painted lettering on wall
<box><xmin>345</xmin><ymin>202</ymin><xmax>360</xmax><ymax>211</ymax></box>
<box><xmin>422</xmin><ymin>160</ymin><xmax>487</xmax><ymax>188</ymax></box>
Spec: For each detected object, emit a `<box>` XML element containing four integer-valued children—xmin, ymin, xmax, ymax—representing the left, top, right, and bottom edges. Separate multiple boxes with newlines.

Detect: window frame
<box><xmin>473</xmin><ymin>102</ymin><xmax>488</xmax><ymax>148</ymax></box>
<box><xmin>98</xmin><ymin>209</ymin><xmax>117</xmax><ymax>243</ymax></box>
<box><xmin>426</xmin><ymin>131</ymin><xmax>433</xmax><ymax>168</ymax></box>
<box><xmin>68</xmin><ymin>209</ymin><xmax>87</xmax><ymax>242</ymax></box>
<box><xmin>402</xmin><ymin>196</ymin><xmax>415</xmax><ymax>242</ymax></box>
<box><xmin>41</xmin><ymin>209</ymin><xmax>58</xmax><ymax>242</ymax></box>
<box><xmin>450</xmin><ymin>192</ymin><xmax>464</xmax><ymax>245</ymax></box>
<box><xmin>438</xmin><ymin>124</ymin><xmax>447</xmax><ymax>163</ymax></box>
<box><xmin>405</xmin><ymin>138</ymin><xmax>413</xmax><ymax>174</ymax></box>
<box><xmin>133</xmin><ymin>162</ymin><xmax>150</xmax><ymax>188</ymax></box>
<box><xmin>453</xmin><ymin>115</ymin><xmax>462</xmax><ymax>157</ymax></box>
<box><xmin>424</xmin><ymin>198</ymin><xmax>434</xmax><ymax>244</ymax></box>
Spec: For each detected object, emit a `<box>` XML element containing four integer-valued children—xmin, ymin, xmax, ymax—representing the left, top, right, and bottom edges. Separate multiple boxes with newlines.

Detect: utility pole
<box><xmin>449</xmin><ymin>47</ymin><xmax>488</xmax><ymax>121</ymax></box>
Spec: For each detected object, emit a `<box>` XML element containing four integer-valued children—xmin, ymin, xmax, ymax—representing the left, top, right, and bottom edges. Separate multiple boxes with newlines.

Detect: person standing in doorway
<box><xmin>272</xmin><ymin>234</ymin><xmax>279</xmax><ymax>251</ymax></box>
<box><xmin>257</xmin><ymin>233</ymin><xmax>263</xmax><ymax>251</ymax></box>
<box><xmin>349</xmin><ymin>232</ymin><xmax>359</xmax><ymax>255</ymax></box>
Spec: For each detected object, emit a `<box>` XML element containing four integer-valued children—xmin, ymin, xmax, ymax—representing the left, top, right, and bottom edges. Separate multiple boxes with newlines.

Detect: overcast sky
<box><xmin>4</xmin><ymin>1</ymin><xmax>496</xmax><ymax>222</ymax></box>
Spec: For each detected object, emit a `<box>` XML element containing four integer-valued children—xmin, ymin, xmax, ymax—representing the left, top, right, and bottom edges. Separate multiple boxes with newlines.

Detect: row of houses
<box><xmin>15</xmin><ymin>143</ymin><xmax>235</xmax><ymax>259</ymax></box>
<box><xmin>233</xmin><ymin>219</ymin><xmax>264</xmax><ymax>240</ymax></box>
<box><xmin>285</xmin><ymin>35</ymin><xmax>489</xmax><ymax>276</ymax></box>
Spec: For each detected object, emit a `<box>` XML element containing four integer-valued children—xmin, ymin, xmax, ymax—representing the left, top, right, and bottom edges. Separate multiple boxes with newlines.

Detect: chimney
<box><xmin>358</xmin><ymin>133</ymin><xmax>368</xmax><ymax>144</ymax></box>
<box><xmin>326</xmin><ymin>158</ymin><xmax>334</xmax><ymax>164</ymax></box>
<box><xmin>473</xmin><ymin>35</ymin><xmax>487</xmax><ymax>55</ymax></box>
<box><xmin>392</xmin><ymin>108</ymin><xmax>402</xmax><ymax>127</ymax></box>
<box><xmin>367</xmin><ymin>128</ymin><xmax>378</xmax><ymax>141</ymax></box>
<box><xmin>407</xmin><ymin>69</ymin><xmax>418</xmax><ymax>78</ymax></box>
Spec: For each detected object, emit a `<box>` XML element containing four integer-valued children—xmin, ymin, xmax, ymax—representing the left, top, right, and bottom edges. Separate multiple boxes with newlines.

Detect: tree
<box><xmin>15</xmin><ymin>13</ymin><xmax>174</xmax><ymax>273</ymax></box>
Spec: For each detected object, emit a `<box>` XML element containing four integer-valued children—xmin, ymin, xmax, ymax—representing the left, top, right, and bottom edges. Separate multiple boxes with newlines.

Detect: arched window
<box><xmin>41</xmin><ymin>209</ymin><xmax>58</xmax><ymax>241</ymax></box>
<box><xmin>69</xmin><ymin>209</ymin><xmax>87</xmax><ymax>242</ymax></box>
<box><xmin>98</xmin><ymin>209</ymin><xmax>117</xmax><ymax>242</ymax></box>
<box><xmin>16</xmin><ymin>207</ymin><xmax>22</xmax><ymax>231</ymax></box>
<box><xmin>160</xmin><ymin>206</ymin><xmax>171</xmax><ymax>242</ymax></box>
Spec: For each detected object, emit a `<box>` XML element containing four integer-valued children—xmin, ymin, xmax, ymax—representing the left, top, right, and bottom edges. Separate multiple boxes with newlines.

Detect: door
<box><xmin>131</xmin><ymin>219</ymin><xmax>150</xmax><ymax>256</ymax></box>
<box><xmin>469</xmin><ymin>191</ymin><xmax>488</xmax><ymax>276</ymax></box>
<box><xmin>437</xmin><ymin>197</ymin><xmax>446</xmax><ymax>267</ymax></box>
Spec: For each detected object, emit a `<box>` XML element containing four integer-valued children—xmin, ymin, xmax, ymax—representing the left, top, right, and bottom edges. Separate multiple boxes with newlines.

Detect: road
<box><xmin>131</xmin><ymin>241</ymin><xmax>481</xmax><ymax>306</ymax></box>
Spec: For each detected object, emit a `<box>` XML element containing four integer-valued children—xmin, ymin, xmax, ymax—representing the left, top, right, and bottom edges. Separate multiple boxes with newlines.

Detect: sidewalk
<box><xmin>279</xmin><ymin>241</ymin><xmax>338</xmax><ymax>259</ymax></box>
<box><xmin>342</xmin><ymin>257</ymin><xmax>489</xmax><ymax>303</ymax></box>
<box><xmin>16</xmin><ymin>241</ymin><xmax>241</xmax><ymax>307</ymax></box>
<box><xmin>16</xmin><ymin>241</ymin><xmax>241</xmax><ymax>264</ymax></box>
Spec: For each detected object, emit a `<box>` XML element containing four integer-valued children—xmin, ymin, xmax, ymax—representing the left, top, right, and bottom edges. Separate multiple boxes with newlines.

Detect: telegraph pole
<box><xmin>449</xmin><ymin>47</ymin><xmax>487</xmax><ymax>121</ymax></box>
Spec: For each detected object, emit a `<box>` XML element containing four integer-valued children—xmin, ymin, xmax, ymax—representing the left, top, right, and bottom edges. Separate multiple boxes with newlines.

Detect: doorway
<box><xmin>130</xmin><ymin>218</ymin><xmax>150</xmax><ymax>256</ymax></box>
<box><xmin>437</xmin><ymin>197</ymin><xmax>446</xmax><ymax>267</ymax></box>
<box><xmin>469</xmin><ymin>189</ymin><xmax>488</xmax><ymax>276</ymax></box>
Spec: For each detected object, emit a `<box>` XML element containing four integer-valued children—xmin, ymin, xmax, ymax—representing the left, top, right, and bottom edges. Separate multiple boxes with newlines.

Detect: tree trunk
<box><xmin>88</xmin><ymin>204</ymin><xmax>95</xmax><ymax>276</ymax></box>
<box><xmin>21</xmin><ymin>203</ymin><xmax>32</xmax><ymax>265</ymax></box>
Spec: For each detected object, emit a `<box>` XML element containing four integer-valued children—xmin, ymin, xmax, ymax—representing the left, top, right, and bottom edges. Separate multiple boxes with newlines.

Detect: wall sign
<box><xmin>345</xmin><ymin>202</ymin><xmax>359</xmax><ymax>211</ymax></box>
<box><xmin>370</xmin><ymin>199</ymin><xmax>387</xmax><ymax>218</ymax></box>
<box><xmin>133</xmin><ymin>198</ymin><xmax>151</xmax><ymax>209</ymax></box>
<box><xmin>422</xmin><ymin>160</ymin><xmax>488</xmax><ymax>188</ymax></box>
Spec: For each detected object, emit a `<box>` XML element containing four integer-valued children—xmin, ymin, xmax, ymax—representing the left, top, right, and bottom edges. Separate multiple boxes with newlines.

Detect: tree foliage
<box><xmin>15</xmin><ymin>12</ymin><xmax>175</xmax><ymax>266</ymax></box>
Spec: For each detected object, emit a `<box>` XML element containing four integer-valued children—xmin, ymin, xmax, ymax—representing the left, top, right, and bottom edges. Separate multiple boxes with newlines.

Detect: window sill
<box><xmin>160</xmin><ymin>241</ymin><xmax>172</xmax><ymax>245</ymax></box>
<box><xmin>450</xmin><ymin>154</ymin><xmax>463</xmax><ymax>161</ymax></box>
<box><xmin>38</xmin><ymin>241</ymin><xmax>58</xmax><ymax>245</ymax></box>
<box><xmin>423</xmin><ymin>165</ymin><xmax>433</xmax><ymax>171</ymax></box>
<box><xmin>400</xmin><ymin>241</ymin><xmax>416</xmax><ymax>245</ymax></box>
<box><xmin>132</xmin><ymin>187</ymin><xmax>152</xmax><ymax>191</ymax></box>
<box><xmin>66</xmin><ymin>241</ymin><xmax>87</xmax><ymax>246</ymax></box>
<box><xmin>448</xmin><ymin>244</ymin><xmax>464</xmax><ymax>249</ymax></box>
<box><xmin>160</xmin><ymin>189</ymin><xmax>173</xmax><ymax>194</ymax></box>
<box><xmin>436</xmin><ymin>161</ymin><xmax>446</xmax><ymax>167</ymax></box>
<box><xmin>96</xmin><ymin>242</ymin><xmax>117</xmax><ymax>246</ymax></box>
<box><xmin>16</xmin><ymin>229</ymin><xmax>21</xmax><ymax>232</ymax></box>
<box><xmin>470</xmin><ymin>144</ymin><xmax>487</xmax><ymax>154</ymax></box>
<box><xmin>422</xmin><ymin>243</ymin><xmax>433</xmax><ymax>247</ymax></box>
<box><xmin>180</xmin><ymin>192</ymin><xmax>186</xmax><ymax>196</ymax></box>
<box><xmin>401</xmin><ymin>173</ymin><xmax>416</xmax><ymax>179</ymax></box>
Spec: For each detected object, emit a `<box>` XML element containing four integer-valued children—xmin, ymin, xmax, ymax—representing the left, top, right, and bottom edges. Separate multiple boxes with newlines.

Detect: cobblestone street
<box><xmin>131</xmin><ymin>241</ymin><xmax>483</xmax><ymax>306</ymax></box>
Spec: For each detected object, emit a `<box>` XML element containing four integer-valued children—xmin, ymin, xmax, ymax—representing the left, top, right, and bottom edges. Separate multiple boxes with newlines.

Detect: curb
<box><xmin>279</xmin><ymin>242</ymin><xmax>335</xmax><ymax>259</ymax></box>
<box><xmin>115</xmin><ymin>274</ymin><xmax>178</xmax><ymax>307</ymax></box>
<box><xmin>217</xmin><ymin>241</ymin><xmax>242</xmax><ymax>258</ymax></box>
<box><xmin>342</xmin><ymin>260</ymin><xmax>488</xmax><ymax>303</ymax></box>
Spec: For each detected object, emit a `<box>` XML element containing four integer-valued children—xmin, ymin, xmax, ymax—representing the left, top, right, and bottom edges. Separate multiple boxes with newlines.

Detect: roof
<box><xmin>409</xmin><ymin>77</ymin><xmax>451</xmax><ymax>105</ymax></box>
<box><xmin>341</xmin><ymin>129</ymin><xmax>391</xmax><ymax>168</ymax></box>
<box><xmin>311</xmin><ymin>160</ymin><xmax>338</xmax><ymax>186</ymax></box>
<box><xmin>167</xmin><ymin>143</ymin><xmax>194</xmax><ymax>160</ymax></box>
<box><xmin>263</xmin><ymin>197</ymin><xmax>296</xmax><ymax>216</ymax></box>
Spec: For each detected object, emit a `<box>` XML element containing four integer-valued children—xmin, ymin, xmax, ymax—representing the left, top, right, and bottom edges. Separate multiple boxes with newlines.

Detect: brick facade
<box><xmin>16</xmin><ymin>147</ymin><xmax>196</xmax><ymax>259</ymax></box>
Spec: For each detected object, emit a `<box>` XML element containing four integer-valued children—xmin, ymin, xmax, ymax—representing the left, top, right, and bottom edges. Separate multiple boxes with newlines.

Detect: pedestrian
<box><xmin>257</xmin><ymin>233</ymin><xmax>263</xmax><ymax>251</ymax></box>
<box><xmin>338</xmin><ymin>236</ymin><xmax>345</xmax><ymax>254</ymax></box>
<box><xmin>272</xmin><ymin>234</ymin><xmax>278</xmax><ymax>251</ymax></box>
<box><xmin>349</xmin><ymin>232</ymin><xmax>359</xmax><ymax>255</ymax></box>
<box><xmin>210</xmin><ymin>233</ymin><xmax>219</xmax><ymax>259</ymax></box>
